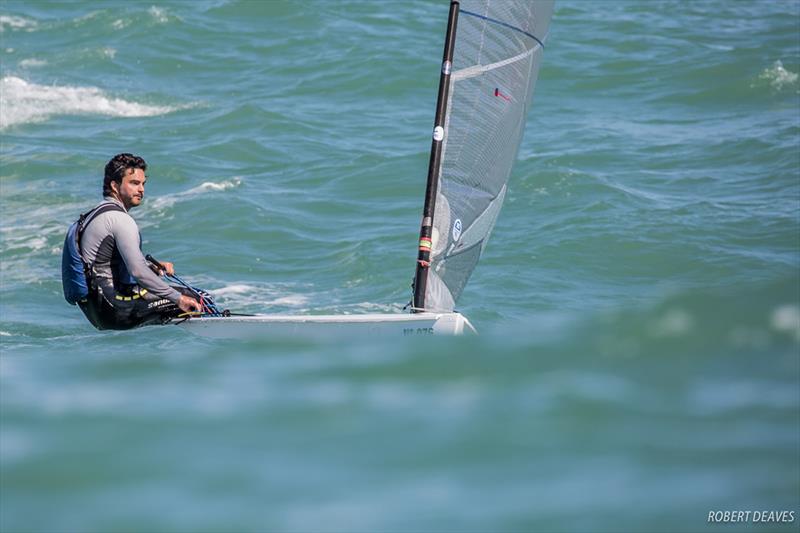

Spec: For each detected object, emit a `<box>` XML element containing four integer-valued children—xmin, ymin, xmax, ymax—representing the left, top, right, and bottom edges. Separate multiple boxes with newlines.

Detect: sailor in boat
<box><xmin>61</xmin><ymin>153</ymin><xmax>203</xmax><ymax>329</ymax></box>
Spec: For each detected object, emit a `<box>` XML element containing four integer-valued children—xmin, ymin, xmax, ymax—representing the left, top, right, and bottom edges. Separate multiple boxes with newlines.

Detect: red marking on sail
<box><xmin>494</xmin><ymin>88</ymin><xmax>512</xmax><ymax>101</ymax></box>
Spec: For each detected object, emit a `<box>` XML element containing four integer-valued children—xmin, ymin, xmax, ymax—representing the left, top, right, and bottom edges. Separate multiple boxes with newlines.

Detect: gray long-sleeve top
<box><xmin>80</xmin><ymin>197</ymin><xmax>181</xmax><ymax>304</ymax></box>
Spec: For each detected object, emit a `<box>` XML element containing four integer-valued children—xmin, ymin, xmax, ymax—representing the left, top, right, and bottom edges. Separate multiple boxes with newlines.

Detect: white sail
<box><xmin>425</xmin><ymin>0</ymin><xmax>554</xmax><ymax>311</ymax></box>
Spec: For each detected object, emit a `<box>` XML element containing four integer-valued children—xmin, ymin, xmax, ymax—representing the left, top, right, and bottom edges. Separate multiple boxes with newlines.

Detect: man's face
<box><xmin>113</xmin><ymin>168</ymin><xmax>146</xmax><ymax>210</ymax></box>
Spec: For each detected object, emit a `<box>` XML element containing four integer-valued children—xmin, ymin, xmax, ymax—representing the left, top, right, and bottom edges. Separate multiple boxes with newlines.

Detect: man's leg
<box><xmin>131</xmin><ymin>286</ymin><xmax>199</xmax><ymax>327</ymax></box>
<box><xmin>79</xmin><ymin>288</ymin><xmax>127</xmax><ymax>330</ymax></box>
<box><xmin>79</xmin><ymin>286</ymin><xmax>199</xmax><ymax>330</ymax></box>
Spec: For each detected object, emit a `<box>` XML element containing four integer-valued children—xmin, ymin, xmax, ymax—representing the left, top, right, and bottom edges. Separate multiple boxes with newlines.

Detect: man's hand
<box><xmin>178</xmin><ymin>294</ymin><xmax>202</xmax><ymax>314</ymax></box>
<box><xmin>159</xmin><ymin>261</ymin><xmax>175</xmax><ymax>276</ymax></box>
<box><xmin>145</xmin><ymin>254</ymin><xmax>175</xmax><ymax>276</ymax></box>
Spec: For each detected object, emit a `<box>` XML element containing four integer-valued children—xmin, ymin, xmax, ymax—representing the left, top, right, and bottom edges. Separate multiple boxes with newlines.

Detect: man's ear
<box><xmin>110</xmin><ymin>180</ymin><xmax>118</xmax><ymax>194</ymax></box>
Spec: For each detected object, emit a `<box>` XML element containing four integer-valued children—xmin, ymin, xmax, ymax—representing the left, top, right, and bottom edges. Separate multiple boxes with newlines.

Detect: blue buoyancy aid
<box><xmin>61</xmin><ymin>203</ymin><xmax>125</xmax><ymax>304</ymax></box>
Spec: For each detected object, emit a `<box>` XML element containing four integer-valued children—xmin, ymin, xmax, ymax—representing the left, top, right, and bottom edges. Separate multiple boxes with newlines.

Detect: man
<box><xmin>77</xmin><ymin>153</ymin><xmax>202</xmax><ymax>329</ymax></box>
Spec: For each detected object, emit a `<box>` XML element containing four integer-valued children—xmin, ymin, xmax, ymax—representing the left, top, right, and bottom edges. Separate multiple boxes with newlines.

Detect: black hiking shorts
<box><xmin>78</xmin><ymin>285</ymin><xmax>196</xmax><ymax>331</ymax></box>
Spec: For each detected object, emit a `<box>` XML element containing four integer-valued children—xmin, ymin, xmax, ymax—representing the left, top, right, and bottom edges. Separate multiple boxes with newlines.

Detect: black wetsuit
<box><xmin>78</xmin><ymin>197</ymin><xmax>190</xmax><ymax>330</ymax></box>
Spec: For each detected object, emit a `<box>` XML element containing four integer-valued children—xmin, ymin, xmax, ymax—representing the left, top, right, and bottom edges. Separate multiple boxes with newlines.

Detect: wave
<box><xmin>212</xmin><ymin>282</ymin><xmax>310</xmax><ymax>308</ymax></box>
<box><xmin>110</xmin><ymin>6</ymin><xmax>171</xmax><ymax>29</ymax></box>
<box><xmin>0</xmin><ymin>76</ymin><xmax>185</xmax><ymax>129</ymax></box>
<box><xmin>0</xmin><ymin>15</ymin><xmax>37</xmax><ymax>32</ymax></box>
<box><xmin>148</xmin><ymin>6</ymin><xmax>170</xmax><ymax>24</ymax></box>
<box><xmin>756</xmin><ymin>60</ymin><xmax>798</xmax><ymax>91</ymax></box>
<box><xmin>148</xmin><ymin>178</ymin><xmax>243</xmax><ymax>210</ymax></box>
<box><xmin>188</xmin><ymin>178</ymin><xmax>243</xmax><ymax>194</ymax></box>
<box><xmin>17</xmin><ymin>58</ymin><xmax>47</xmax><ymax>68</ymax></box>
<box><xmin>771</xmin><ymin>304</ymin><xmax>800</xmax><ymax>341</ymax></box>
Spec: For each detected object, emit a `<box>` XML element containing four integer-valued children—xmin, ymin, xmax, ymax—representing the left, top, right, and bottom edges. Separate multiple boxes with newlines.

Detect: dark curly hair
<box><xmin>103</xmin><ymin>153</ymin><xmax>147</xmax><ymax>197</ymax></box>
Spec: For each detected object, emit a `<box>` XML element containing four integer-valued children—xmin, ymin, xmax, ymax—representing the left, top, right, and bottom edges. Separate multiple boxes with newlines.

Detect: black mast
<box><xmin>412</xmin><ymin>0</ymin><xmax>459</xmax><ymax>312</ymax></box>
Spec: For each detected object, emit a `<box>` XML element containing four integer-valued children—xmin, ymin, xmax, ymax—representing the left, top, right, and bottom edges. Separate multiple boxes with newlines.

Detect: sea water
<box><xmin>1</xmin><ymin>1</ymin><xmax>798</xmax><ymax>532</ymax></box>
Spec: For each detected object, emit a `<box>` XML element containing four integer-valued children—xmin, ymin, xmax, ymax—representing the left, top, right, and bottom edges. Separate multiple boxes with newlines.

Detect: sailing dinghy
<box><xmin>180</xmin><ymin>0</ymin><xmax>554</xmax><ymax>338</ymax></box>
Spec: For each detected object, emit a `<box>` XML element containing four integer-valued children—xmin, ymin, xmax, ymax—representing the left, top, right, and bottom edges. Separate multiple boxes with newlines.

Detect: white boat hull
<box><xmin>178</xmin><ymin>312</ymin><xmax>475</xmax><ymax>339</ymax></box>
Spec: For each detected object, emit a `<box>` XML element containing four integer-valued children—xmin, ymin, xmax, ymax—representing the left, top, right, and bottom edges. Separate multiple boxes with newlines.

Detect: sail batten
<box><xmin>419</xmin><ymin>0</ymin><xmax>554</xmax><ymax>312</ymax></box>
<box><xmin>460</xmin><ymin>9</ymin><xmax>547</xmax><ymax>48</ymax></box>
<box><xmin>452</xmin><ymin>47</ymin><xmax>536</xmax><ymax>81</ymax></box>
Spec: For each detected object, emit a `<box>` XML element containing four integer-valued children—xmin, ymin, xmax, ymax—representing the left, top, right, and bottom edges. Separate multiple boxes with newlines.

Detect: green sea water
<box><xmin>1</xmin><ymin>1</ymin><xmax>798</xmax><ymax>532</ymax></box>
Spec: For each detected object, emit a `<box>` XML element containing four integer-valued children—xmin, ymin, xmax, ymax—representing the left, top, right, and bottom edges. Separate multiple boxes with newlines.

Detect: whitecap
<box><xmin>342</xmin><ymin>301</ymin><xmax>400</xmax><ymax>314</ymax></box>
<box><xmin>148</xmin><ymin>6</ymin><xmax>169</xmax><ymax>23</ymax></box>
<box><xmin>18</xmin><ymin>58</ymin><xmax>46</xmax><ymax>68</ymax></box>
<box><xmin>757</xmin><ymin>60</ymin><xmax>798</xmax><ymax>91</ymax></box>
<box><xmin>271</xmin><ymin>295</ymin><xmax>310</xmax><ymax>307</ymax></box>
<box><xmin>0</xmin><ymin>15</ymin><xmax>37</xmax><ymax>32</ymax></box>
<box><xmin>0</xmin><ymin>331</ymin><xmax>11</xmax><ymax>337</ymax></box>
<box><xmin>191</xmin><ymin>178</ymin><xmax>242</xmax><ymax>193</ymax></box>
<box><xmin>770</xmin><ymin>304</ymin><xmax>800</xmax><ymax>341</ymax></box>
<box><xmin>207</xmin><ymin>282</ymin><xmax>311</xmax><ymax>310</ymax></box>
<box><xmin>0</xmin><ymin>76</ymin><xmax>184</xmax><ymax>129</ymax></box>
<box><xmin>212</xmin><ymin>283</ymin><xmax>259</xmax><ymax>297</ymax></box>
<box><xmin>148</xmin><ymin>178</ymin><xmax>242</xmax><ymax>209</ymax></box>
<box><xmin>20</xmin><ymin>236</ymin><xmax>47</xmax><ymax>251</ymax></box>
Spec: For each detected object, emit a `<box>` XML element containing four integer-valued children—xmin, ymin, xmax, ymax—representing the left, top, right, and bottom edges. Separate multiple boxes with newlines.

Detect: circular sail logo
<box><xmin>452</xmin><ymin>219</ymin><xmax>462</xmax><ymax>241</ymax></box>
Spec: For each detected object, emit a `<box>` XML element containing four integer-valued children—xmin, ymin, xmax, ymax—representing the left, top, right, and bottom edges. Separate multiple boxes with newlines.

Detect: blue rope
<box><xmin>164</xmin><ymin>273</ymin><xmax>223</xmax><ymax>316</ymax></box>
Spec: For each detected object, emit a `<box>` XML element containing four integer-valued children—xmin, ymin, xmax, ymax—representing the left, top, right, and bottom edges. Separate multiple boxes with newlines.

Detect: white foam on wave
<box><xmin>209</xmin><ymin>282</ymin><xmax>311</xmax><ymax>310</ymax></box>
<box><xmin>770</xmin><ymin>304</ymin><xmax>800</xmax><ymax>341</ymax></box>
<box><xmin>271</xmin><ymin>295</ymin><xmax>310</xmax><ymax>307</ymax></box>
<box><xmin>13</xmin><ymin>236</ymin><xmax>48</xmax><ymax>252</ymax></box>
<box><xmin>148</xmin><ymin>6</ymin><xmax>170</xmax><ymax>24</ymax></box>
<box><xmin>191</xmin><ymin>178</ymin><xmax>242</xmax><ymax>193</ymax></box>
<box><xmin>0</xmin><ymin>15</ymin><xmax>37</xmax><ymax>32</ymax></box>
<box><xmin>0</xmin><ymin>76</ymin><xmax>184</xmax><ymax>129</ymax></box>
<box><xmin>336</xmin><ymin>301</ymin><xmax>400</xmax><ymax>314</ymax></box>
<box><xmin>18</xmin><ymin>58</ymin><xmax>46</xmax><ymax>68</ymax></box>
<box><xmin>757</xmin><ymin>60</ymin><xmax>798</xmax><ymax>91</ymax></box>
<box><xmin>149</xmin><ymin>178</ymin><xmax>242</xmax><ymax>209</ymax></box>
<box><xmin>212</xmin><ymin>284</ymin><xmax>257</xmax><ymax>297</ymax></box>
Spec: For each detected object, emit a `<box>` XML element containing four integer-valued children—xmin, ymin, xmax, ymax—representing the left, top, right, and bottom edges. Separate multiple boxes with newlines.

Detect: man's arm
<box><xmin>111</xmin><ymin>214</ymin><xmax>184</xmax><ymax>304</ymax></box>
<box><xmin>145</xmin><ymin>258</ymin><xmax>201</xmax><ymax>314</ymax></box>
